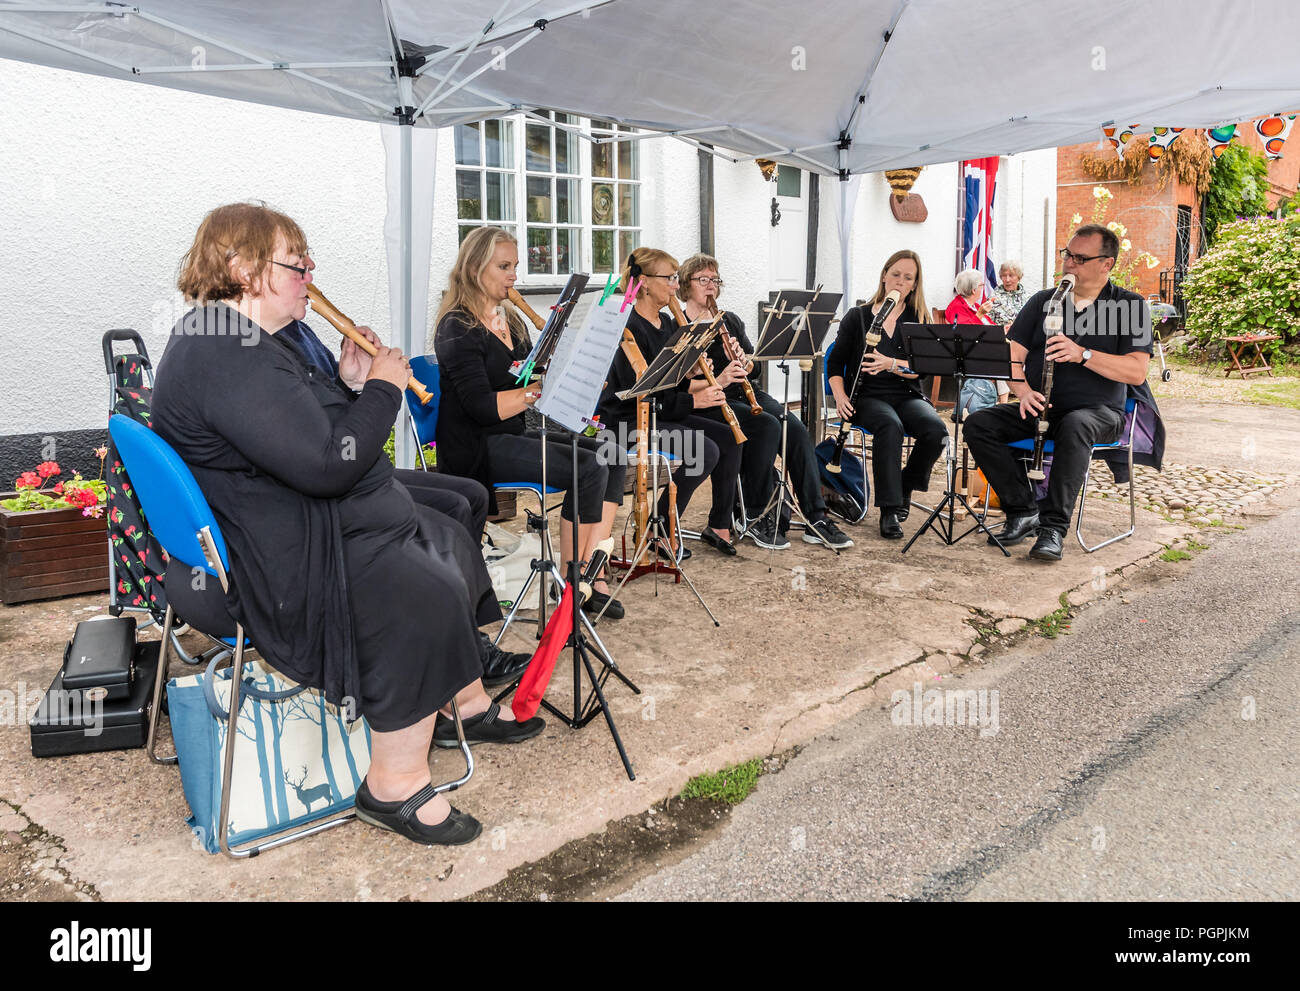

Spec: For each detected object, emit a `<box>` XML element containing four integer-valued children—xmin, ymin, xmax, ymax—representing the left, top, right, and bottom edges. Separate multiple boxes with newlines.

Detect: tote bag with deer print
<box><xmin>167</xmin><ymin>657</ymin><xmax>371</xmax><ymax>854</ymax></box>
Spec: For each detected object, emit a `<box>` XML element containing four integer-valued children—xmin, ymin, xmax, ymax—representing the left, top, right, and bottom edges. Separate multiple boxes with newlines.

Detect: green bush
<box><xmin>1181</xmin><ymin>215</ymin><xmax>1300</xmax><ymax>359</ymax></box>
<box><xmin>1203</xmin><ymin>144</ymin><xmax>1271</xmax><ymax>243</ymax></box>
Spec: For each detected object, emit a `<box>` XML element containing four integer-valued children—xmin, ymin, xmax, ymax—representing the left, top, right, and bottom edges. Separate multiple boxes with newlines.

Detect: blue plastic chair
<box><xmin>1003</xmin><ymin>397</ymin><xmax>1138</xmax><ymax>551</ymax></box>
<box><xmin>403</xmin><ymin>357</ymin><xmax>562</xmax><ymax>635</ymax></box>
<box><xmin>108</xmin><ymin>415</ymin><xmax>472</xmax><ymax>857</ymax></box>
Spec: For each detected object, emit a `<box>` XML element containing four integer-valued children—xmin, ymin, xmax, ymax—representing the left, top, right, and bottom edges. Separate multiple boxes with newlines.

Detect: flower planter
<box><xmin>0</xmin><ymin>495</ymin><xmax>106</xmax><ymax>605</ymax></box>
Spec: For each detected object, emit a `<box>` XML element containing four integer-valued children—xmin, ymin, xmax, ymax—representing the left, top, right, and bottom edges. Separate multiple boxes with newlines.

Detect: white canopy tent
<box><xmin>3</xmin><ymin>0</ymin><xmax>1298</xmax><ymax>458</ymax></box>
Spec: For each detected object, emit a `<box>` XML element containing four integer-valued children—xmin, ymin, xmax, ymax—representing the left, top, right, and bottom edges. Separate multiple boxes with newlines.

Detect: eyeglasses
<box><xmin>692</xmin><ymin>276</ymin><xmax>724</xmax><ymax>287</ymax></box>
<box><xmin>1059</xmin><ymin>248</ymin><xmax>1110</xmax><ymax>265</ymax></box>
<box><xmin>272</xmin><ymin>259</ymin><xmax>311</xmax><ymax>279</ymax></box>
<box><xmin>644</xmin><ymin>272</ymin><xmax>680</xmax><ymax>284</ymax></box>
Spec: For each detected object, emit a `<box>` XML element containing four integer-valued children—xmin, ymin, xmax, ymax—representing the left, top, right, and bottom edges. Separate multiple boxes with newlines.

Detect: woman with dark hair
<box><xmin>597</xmin><ymin>246</ymin><xmax>743</xmax><ymax>557</ymax></box>
<box><xmin>827</xmin><ymin>249</ymin><xmax>950</xmax><ymax>539</ymax></box>
<box><xmin>434</xmin><ymin>226</ymin><xmax>627</xmax><ymax>617</ymax></box>
<box><xmin>153</xmin><ymin>203</ymin><xmax>544</xmax><ymax>849</ymax></box>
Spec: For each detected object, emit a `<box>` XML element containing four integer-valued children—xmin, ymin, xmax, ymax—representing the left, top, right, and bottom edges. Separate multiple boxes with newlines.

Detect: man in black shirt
<box><xmin>964</xmin><ymin>225</ymin><xmax>1153</xmax><ymax>561</ymax></box>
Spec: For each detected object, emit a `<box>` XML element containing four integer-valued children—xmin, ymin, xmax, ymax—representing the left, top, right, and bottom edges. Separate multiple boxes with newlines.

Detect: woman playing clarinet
<box><xmin>826</xmin><ymin>249</ymin><xmax>949</xmax><ymax>540</ymax></box>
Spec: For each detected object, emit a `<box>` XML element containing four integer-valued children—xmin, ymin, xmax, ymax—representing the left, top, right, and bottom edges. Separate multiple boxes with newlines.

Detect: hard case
<box><xmin>30</xmin><ymin>642</ymin><xmax>159</xmax><ymax>757</ymax></box>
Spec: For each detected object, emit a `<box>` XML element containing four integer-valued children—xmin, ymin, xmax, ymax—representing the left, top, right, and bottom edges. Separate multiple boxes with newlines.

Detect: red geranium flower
<box><xmin>15</xmin><ymin>471</ymin><xmax>40</xmax><ymax>489</ymax></box>
<box><xmin>36</xmin><ymin>461</ymin><xmax>61</xmax><ymax>479</ymax></box>
<box><xmin>52</xmin><ymin>482</ymin><xmax>64</xmax><ymax>495</ymax></box>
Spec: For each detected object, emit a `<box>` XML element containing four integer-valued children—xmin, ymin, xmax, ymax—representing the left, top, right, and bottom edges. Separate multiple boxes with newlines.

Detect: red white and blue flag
<box><xmin>961</xmin><ymin>157</ymin><xmax>999</xmax><ymax>297</ymax></box>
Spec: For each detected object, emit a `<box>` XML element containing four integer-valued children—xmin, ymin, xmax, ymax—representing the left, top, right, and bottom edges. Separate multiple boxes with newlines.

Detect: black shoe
<box><xmin>896</xmin><ymin>494</ymin><xmax>913</xmax><ymax>523</ymax></box>
<box><xmin>354</xmin><ymin>781</ymin><xmax>482</xmax><ymax>846</ymax></box>
<box><xmin>880</xmin><ymin>510</ymin><xmax>904</xmax><ymax>540</ymax></box>
<box><xmin>433</xmin><ymin>701</ymin><xmax>546</xmax><ymax>748</ymax></box>
<box><xmin>749</xmin><ymin>514</ymin><xmax>790</xmax><ymax>550</ymax></box>
<box><xmin>804</xmin><ymin>517</ymin><xmax>854</xmax><ymax>549</ymax></box>
<box><xmin>700</xmin><ymin>527</ymin><xmax>738</xmax><ymax>556</ymax></box>
<box><xmin>992</xmin><ymin>511</ymin><xmax>1040</xmax><ymax>546</ymax></box>
<box><xmin>582</xmin><ymin>588</ymin><xmax>625</xmax><ymax>620</ymax></box>
<box><xmin>655</xmin><ymin>539</ymin><xmax>690</xmax><ymax>563</ymax></box>
<box><xmin>1029</xmin><ymin>527</ymin><xmax>1064</xmax><ymax>561</ymax></box>
<box><xmin>478</xmin><ymin>633</ymin><xmax>531</xmax><ymax>688</ymax></box>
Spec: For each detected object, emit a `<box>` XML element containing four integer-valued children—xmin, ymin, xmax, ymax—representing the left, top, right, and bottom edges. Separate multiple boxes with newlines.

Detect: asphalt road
<box><xmin>617</xmin><ymin>501</ymin><xmax>1300</xmax><ymax>901</ymax></box>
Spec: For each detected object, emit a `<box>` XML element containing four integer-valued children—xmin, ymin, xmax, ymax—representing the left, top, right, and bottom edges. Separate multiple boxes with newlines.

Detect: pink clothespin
<box><xmin>620</xmin><ymin>277</ymin><xmax>642</xmax><ymax>312</ymax></box>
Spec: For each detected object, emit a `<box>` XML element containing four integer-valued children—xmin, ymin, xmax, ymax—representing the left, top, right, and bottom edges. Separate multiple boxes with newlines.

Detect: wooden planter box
<box><xmin>0</xmin><ymin>495</ymin><xmax>106</xmax><ymax>605</ymax></box>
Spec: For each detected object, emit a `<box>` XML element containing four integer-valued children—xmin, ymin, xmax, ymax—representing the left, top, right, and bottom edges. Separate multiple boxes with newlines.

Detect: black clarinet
<box><xmin>1027</xmin><ymin>274</ymin><xmax>1076</xmax><ymax>481</ymax></box>
<box><xmin>826</xmin><ymin>290</ymin><xmax>901</xmax><ymax>474</ymax></box>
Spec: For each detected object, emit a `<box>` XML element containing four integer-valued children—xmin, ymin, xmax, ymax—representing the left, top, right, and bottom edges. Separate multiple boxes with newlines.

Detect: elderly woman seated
<box><xmin>990</xmin><ymin>259</ymin><xmax>1031</xmax><ymax>327</ymax></box>
<box><xmin>153</xmin><ymin>202</ymin><xmax>544</xmax><ymax>848</ymax></box>
<box><xmin>945</xmin><ymin>268</ymin><xmax>1010</xmax><ymax>415</ymax></box>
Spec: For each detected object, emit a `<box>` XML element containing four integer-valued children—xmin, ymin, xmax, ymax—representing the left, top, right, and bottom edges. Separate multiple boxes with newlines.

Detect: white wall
<box><xmin>0</xmin><ymin>60</ymin><xmax>396</xmax><ymax>438</ymax></box>
<box><xmin>1</xmin><ymin>58</ymin><xmax>1056</xmax><ymax>438</ymax></box>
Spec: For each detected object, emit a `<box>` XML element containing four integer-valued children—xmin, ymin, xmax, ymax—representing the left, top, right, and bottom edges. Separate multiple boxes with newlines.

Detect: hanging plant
<box><xmin>1078</xmin><ymin>132</ymin><xmax>1212</xmax><ymax>194</ymax></box>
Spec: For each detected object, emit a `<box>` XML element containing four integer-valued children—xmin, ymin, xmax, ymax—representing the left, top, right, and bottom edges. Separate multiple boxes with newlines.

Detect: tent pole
<box><xmin>394</xmin><ymin>116</ymin><xmax>415</xmax><ymax>470</ymax></box>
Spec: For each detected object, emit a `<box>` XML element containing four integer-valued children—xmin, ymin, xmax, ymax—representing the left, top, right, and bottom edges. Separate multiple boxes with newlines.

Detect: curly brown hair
<box><xmin>177</xmin><ymin>202</ymin><xmax>307</xmax><ymax>303</ymax></box>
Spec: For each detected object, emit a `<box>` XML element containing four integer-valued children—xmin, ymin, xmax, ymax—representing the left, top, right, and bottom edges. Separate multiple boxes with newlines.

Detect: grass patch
<box><xmin>1242</xmin><ymin>380</ymin><xmax>1300</xmax><ymax>411</ymax></box>
<box><xmin>1186</xmin><ymin>538</ymin><xmax>1209</xmax><ymax>552</ymax></box>
<box><xmin>1160</xmin><ymin>548</ymin><xmax>1193</xmax><ymax>562</ymax></box>
<box><xmin>680</xmin><ymin>759</ymin><xmax>764</xmax><ymax>805</ymax></box>
<box><xmin>1030</xmin><ymin>592</ymin><xmax>1072</xmax><ymax>640</ymax></box>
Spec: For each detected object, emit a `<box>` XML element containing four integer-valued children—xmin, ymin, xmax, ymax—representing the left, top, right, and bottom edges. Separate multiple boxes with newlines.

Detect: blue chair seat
<box><xmin>494</xmin><ymin>481</ymin><xmax>562</xmax><ymax>495</ymax></box>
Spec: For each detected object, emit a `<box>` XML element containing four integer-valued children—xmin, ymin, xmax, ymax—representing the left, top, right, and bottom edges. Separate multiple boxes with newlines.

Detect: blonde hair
<box><xmin>870</xmin><ymin>249</ymin><xmax>930</xmax><ymax>322</ymax></box>
<box><xmin>676</xmin><ymin>252</ymin><xmax>720</xmax><ymax>301</ymax></box>
<box><xmin>436</xmin><ymin>226</ymin><xmax>526</xmax><ymax>342</ymax></box>
<box><xmin>177</xmin><ymin>202</ymin><xmax>307</xmax><ymax>303</ymax></box>
<box><xmin>621</xmin><ymin>246</ymin><xmax>679</xmax><ymax>300</ymax></box>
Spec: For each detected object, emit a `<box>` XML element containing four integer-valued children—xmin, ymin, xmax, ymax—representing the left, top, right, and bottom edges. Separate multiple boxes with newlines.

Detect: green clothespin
<box><xmin>598</xmin><ymin>272</ymin><xmax>618</xmax><ymax>306</ymax></box>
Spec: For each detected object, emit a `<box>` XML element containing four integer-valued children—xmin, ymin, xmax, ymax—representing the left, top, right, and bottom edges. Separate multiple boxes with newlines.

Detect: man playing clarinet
<box><xmin>964</xmin><ymin>224</ymin><xmax>1152</xmax><ymax>561</ymax></box>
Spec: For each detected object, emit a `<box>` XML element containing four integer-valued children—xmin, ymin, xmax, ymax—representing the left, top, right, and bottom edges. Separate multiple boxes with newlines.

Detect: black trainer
<box><xmin>749</xmin><ymin>513</ymin><xmax>790</xmax><ymax>550</ymax></box>
<box><xmin>804</xmin><ymin>517</ymin><xmax>854</xmax><ymax>549</ymax></box>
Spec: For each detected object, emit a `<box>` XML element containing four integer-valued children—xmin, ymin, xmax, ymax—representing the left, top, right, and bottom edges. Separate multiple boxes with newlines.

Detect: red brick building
<box><xmin>1056</xmin><ymin>119</ymin><xmax>1299</xmax><ymax>303</ymax></box>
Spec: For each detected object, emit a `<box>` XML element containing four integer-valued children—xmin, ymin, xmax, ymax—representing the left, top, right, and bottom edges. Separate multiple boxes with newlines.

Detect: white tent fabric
<box><xmin>3</xmin><ymin>0</ymin><xmax>1298</xmax><ymax>460</ymax></box>
<box><xmin>4</xmin><ymin>0</ymin><xmax>1297</xmax><ymax>175</ymax></box>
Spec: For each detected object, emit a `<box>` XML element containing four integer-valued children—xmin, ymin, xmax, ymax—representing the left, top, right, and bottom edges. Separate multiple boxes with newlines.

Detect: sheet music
<box><xmin>537</xmin><ymin>299</ymin><xmax>628</xmax><ymax>434</ymax></box>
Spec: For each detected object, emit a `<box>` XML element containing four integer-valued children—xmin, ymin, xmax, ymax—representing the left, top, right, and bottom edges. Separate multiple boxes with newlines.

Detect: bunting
<box><xmin>1146</xmin><ymin>126</ymin><xmax>1185</xmax><ymax>161</ymax></box>
<box><xmin>1101</xmin><ymin>122</ymin><xmax>1143</xmax><ymax>159</ymax></box>
<box><xmin>1205</xmin><ymin>124</ymin><xmax>1238</xmax><ymax>158</ymax></box>
<box><xmin>1254</xmin><ymin>114</ymin><xmax>1297</xmax><ymax>160</ymax></box>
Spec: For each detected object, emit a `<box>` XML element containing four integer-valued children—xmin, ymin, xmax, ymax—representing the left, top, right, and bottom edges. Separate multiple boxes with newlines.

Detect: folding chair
<box><xmin>400</xmin><ymin>358</ymin><xmax>562</xmax><ymax>638</ymax></box>
<box><xmin>108</xmin><ymin>415</ymin><xmax>472</xmax><ymax>857</ymax></box>
<box><xmin>1004</xmin><ymin>397</ymin><xmax>1138</xmax><ymax>552</ymax></box>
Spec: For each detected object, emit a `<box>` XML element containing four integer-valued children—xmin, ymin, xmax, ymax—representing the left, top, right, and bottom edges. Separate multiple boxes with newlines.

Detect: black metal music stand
<box><xmin>749</xmin><ymin>287</ymin><xmax>842</xmax><ymax>557</ymax></box>
<box><xmin>897</xmin><ymin>321</ymin><xmax>1014</xmax><ymax>556</ymax></box>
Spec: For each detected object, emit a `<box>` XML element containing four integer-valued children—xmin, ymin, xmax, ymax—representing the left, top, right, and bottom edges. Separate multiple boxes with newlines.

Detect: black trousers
<box><xmin>657</xmin><ymin>415</ymin><xmax>743</xmax><ymax>531</ymax></box>
<box><xmin>964</xmin><ymin>402</ymin><xmax>1124</xmax><ymax>534</ymax></box>
<box><xmin>394</xmin><ymin>467</ymin><xmax>489</xmax><ymax>539</ymax></box>
<box><xmin>486</xmin><ymin>431</ymin><xmax>626</xmax><ymax>525</ymax></box>
<box><xmin>728</xmin><ymin>390</ymin><xmax>827</xmax><ymax>523</ymax></box>
<box><xmin>852</xmin><ymin>394</ymin><xmax>949</xmax><ymax>510</ymax></box>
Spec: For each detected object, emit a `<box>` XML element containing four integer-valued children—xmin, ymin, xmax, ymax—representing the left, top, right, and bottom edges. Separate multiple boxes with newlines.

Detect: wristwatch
<box><xmin>1080</xmin><ymin>348</ymin><xmax>1093</xmax><ymax>364</ymax></box>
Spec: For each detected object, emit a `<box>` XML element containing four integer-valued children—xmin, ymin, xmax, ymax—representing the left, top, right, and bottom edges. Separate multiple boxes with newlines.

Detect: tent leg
<box><xmin>394</xmin><ymin>119</ymin><xmax>415</xmax><ymax>470</ymax></box>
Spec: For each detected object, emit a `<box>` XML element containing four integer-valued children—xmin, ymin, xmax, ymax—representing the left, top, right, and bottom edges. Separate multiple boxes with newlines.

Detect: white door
<box><xmin>766</xmin><ymin>166</ymin><xmax>809</xmax><ymax>403</ymax></box>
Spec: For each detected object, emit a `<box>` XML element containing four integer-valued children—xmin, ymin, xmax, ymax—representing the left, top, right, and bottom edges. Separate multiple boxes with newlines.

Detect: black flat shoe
<box><xmin>583</xmin><ymin>589</ymin><xmax>625</xmax><ymax>620</ymax></box>
<box><xmin>700</xmin><ymin>527</ymin><xmax>738</xmax><ymax>556</ymax></box>
<box><xmin>478</xmin><ymin>634</ymin><xmax>532</xmax><ymax>687</ymax></box>
<box><xmin>354</xmin><ymin>781</ymin><xmax>482</xmax><ymax>846</ymax></box>
<box><xmin>993</xmin><ymin>512</ymin><xmax>1040</xmax><ymax>546</ymax></box>
<box><xmin>879</xmin><ymin>510</ymin><xmax>904</xmax><ymax>540</ymax></box>
<box><xmin>433</xmin><ymin>701</ymin><xmax>545</xmax><ymax>748</ymax></box>
<box><xmin>897</xmin><ymin>493</ymin><xmax>913</xmax><ymax>522</ymax></box>
<box><xmin>1029</xmin><ymin>527</ymin><xmax>1064</xmax><ymax>561</ymax></box>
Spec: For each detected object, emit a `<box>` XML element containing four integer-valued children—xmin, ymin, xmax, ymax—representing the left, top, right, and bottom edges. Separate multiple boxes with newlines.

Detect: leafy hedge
<box><xmin>1203</xmin><ymin>144</ymin><xmax>1271</xmax><ymax>243</ymax></box>
<box><xmin>1181</xmin><ymin>215</ymin><xmax>1300</xmax><ymax>357</ymax></box>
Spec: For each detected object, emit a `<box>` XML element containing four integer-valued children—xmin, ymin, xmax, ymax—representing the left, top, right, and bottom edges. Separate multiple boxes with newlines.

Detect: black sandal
<box><xmin>433</xmin><ymin>701</ymin><xmax>545</xmax><ymax>748</ymax></box>
<box><xmin>354</xmin><ymin>780</ymin><xmax>482</xmax><ymax>846</ymax></box>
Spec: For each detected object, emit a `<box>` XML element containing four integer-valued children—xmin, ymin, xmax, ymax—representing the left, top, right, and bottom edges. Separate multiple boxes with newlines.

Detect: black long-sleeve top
<box><xmin>829</xmin><ymin>301</ymin><xmax>925</xmax><ymax>401</ymax></box>
<box><xmin>597</xmin><ymin>306</ymin><xmax>697</xmax><ymax>429</ymax></box>
<box><xmin>152</xmin><ymin>303</ymin><xmax>403</xmax><ymax>715</ymax></box>
<box><xmin>433</xmin><ymin>309</ymin><xmax>531</xmax><ymax>505</ymax></box>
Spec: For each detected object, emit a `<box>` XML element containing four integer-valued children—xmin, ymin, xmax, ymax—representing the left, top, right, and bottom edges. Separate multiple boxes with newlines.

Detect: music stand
<box><xmin>497</xmin><ymin>290</ymin><xmax>640</xmax><ymax>780</ymax></box>
<box><xmin>603</xmin><ymin>317</ymin><xmax>723</xmax><ymax>625</ymax></box>
<box><xmin>897</xmin><ymin>321</ymin><xmax>1014</xmax><ymax>556</ymax></box>
<box><xmin>510</xmin><ymin>273</ymin><xmax>589</xmax><ymax>383</ymax></box>
<box><xmin>749</xmin><ymin>287</ymin><xmax>842</xmax><ymax>557</ymax></box>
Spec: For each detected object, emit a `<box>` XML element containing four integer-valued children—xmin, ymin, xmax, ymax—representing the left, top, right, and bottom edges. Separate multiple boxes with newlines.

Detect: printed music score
<box><xmin>537</xmin><ymin>297</ymin><xmax>629</xmax><ymax>435</ymax></box>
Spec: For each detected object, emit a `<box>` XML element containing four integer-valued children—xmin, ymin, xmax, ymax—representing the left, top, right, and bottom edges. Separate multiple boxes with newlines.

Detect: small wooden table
<box><xmin>1223</xmin><ymin>334</ymin><xmax>1279</xmax><ymax>378</ymax></box>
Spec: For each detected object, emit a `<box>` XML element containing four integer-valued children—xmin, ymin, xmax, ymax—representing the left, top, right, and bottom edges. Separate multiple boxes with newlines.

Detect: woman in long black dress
<box><xmin>434</xmin><ymin>227</ymin><xmax>628</xmax><ymax>617</ymax></box>
<box><xmin>152</xmin><ymin>203</ymin><xmax>543</xmax><ymax>848</ymax></box>
<box><xmin>597</xmin><ymin>247</ymin><xmax>743</xmax><ymax>556</ymax></box>
<box><xmin>826</xmin><ymin>249</ymin><xmax>949</xmax><ymax>539</ymax></box>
